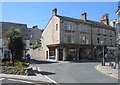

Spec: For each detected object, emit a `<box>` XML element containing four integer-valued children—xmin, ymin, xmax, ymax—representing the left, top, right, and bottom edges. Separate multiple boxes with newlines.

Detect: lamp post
<box><xmin>101</xmin><ymin>41</ymin><xmax>105</xmax><ymax>66</ymax></box>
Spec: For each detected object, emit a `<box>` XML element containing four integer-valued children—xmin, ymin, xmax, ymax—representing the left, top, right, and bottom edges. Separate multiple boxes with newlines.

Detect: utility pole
<box><xmin>101</xmin><ymin>41</ymin><xmax>105</xmax><ymax>66</ymax></box>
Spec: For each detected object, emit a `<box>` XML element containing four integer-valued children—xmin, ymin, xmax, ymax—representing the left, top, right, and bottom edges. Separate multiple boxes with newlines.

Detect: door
<box><xmin>58</xmin><ymin>49</ymin><xmax>63</xmax><ymax>61</ymax></box>
<box><xmin>46</xmin><ymin>51</ymin><xmax>48</xmax><ymax>59</ymax></box>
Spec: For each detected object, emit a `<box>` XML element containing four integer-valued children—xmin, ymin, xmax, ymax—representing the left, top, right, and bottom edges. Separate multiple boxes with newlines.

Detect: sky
<box><xmin>1</xmin><ymin>2</ymin><xmax>119</xmax><ymax>29</ymax></box>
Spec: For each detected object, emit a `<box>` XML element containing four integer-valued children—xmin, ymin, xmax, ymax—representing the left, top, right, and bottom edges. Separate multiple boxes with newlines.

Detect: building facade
<box><xmin>28</xmin><ymin>25</ymin><xmax>42</xmax><ymax>44</ymax></box>
<box><xmin>0</xmin><ymin>22</ymin><xmax>30</xmax><ymax>59</ymax></box>
<box><xmin>0</xmin><ymin>23</ymin><xmax>2</xmax><ymax>58</ymax></box>
<box><xmin>41</xmin><ymin>8</ymin><xmax>116</xmax><ymax>61</ymax></box>
<box><xmin>116</xmin><ymin>7</ymin><xmax>120</xmax><ymax>46</ymax></box>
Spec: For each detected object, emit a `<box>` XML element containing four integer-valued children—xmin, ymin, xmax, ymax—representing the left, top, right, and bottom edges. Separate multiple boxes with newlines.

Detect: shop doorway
<box><xmin>58</xmin><ymin>49</ymin><xmax>63</xmax><ymax>61</ymax></box>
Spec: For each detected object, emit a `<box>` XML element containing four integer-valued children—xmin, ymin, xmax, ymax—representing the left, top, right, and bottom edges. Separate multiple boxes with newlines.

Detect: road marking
<box><xmin>8</xmin><ymin>79</ymin><xmax>33</xmax><ymax>83</ymax></box>
<box><xmin>44</xmin><ymin>75</ymin><xmax>58</xmax><ymax>84</ymax></box>
<box><xmin>0</xmin><ymin>78</ymin><xmax>5</xmax><ymax>81</ymax></box>
<box><xmin>37</xmin><ymin>67</ymin><xmax>60</xmax><ymax>85</ymax></box>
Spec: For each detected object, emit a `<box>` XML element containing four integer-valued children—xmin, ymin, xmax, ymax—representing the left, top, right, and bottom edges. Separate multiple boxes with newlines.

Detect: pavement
<box><xmin>95</xmin><ymin>62</ymin><xmax>119</xmax><ymax>79</ymax></box>
<box><xmin>0</xmin><ymin>67</ymin><xmax>52</xmax><ymax>83</ymax></box>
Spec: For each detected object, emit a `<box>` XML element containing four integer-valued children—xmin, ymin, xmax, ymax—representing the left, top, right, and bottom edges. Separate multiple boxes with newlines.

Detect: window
<box><xmin>82</xmin><ymin>36</ymin><xmax>86</xmax><ymax>44</ymax></box>
<box><xmin>86</xmin><ymin>37</ymin><xmax>89</xmax><ymax>44</ymax></box>
<box><xmin>30</xmin><ymin>34</ymin><xmax>33</xmax><ymax>39</ymax></box>
<box><xmin>67</xmin><ymin>35</ymin><xmax>71</xmax><ymax>43</ymax></box>
<box><xmin>79</xmin><ymin>25</ymin><xmax>83</xmax><ymax>32</ymax></box>
<box><xmin>64</xmin><ymin>23</ymin><xmax>68</xmax><ymax>30</ymax></box>
<box><xmin>70</xmin><ymin>24</ymin><xmax>73</xmax><ymax>31</ymax></box>
<box><xmin>98</xmin><ymin>28</ymin><xmax>99</xmax><ymax>33</ymax></box>
<box><xmin>110</xmin><ymin>39</ymin><xmax>112</xmax><ymax>46</ymax></box>
<box><xmin>68</xmin><ymin>24</ymin><xmax>71</xmax><ymax>30</ymax></box>
<box><xmin>103</xmin><ymin>29</ymin><xmax>106</xmax><ymax>34</ymax></box>
<box><xmin>56</xmin><ymin>24</ymin><xmax>58</xmax><ymax>31</ymax></box>
<box><xmin>97</xmin><ymin>37</ymin><xmax>100</xmax><ymax>45</ymax></box>
<box><xmin>79</xmin><ymin>36</ymin><xmax>82</xmax><ymax>44</ymax></box>
<box><xmin>104</xmin><ymin>38</ymin><xmax>106</xmax><ymax>45</ymax></box>
<box><xmin>49</xmin><ymin>47</ymin><xmax>55</xmax><ymax>56</ymax></box>
<box><xmin>109</xmin><ymin>30</ymin><xmax>112</xmax><ymax>34</ymax></box>
<box><xmin>85</xmin><ymin>26</ymin><xmax>89</xmax><ymax>32</ymax></box>
<box><xmin>63</xmin><ymin>23</ymin><xmax>73</xmax><ymax>31</ymax></box>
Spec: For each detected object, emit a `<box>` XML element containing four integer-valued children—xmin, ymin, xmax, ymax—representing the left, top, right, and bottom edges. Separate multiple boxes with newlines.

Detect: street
<box><xmin>30</xmin><ymin>59</ymin><xmax>118</xmax><ymax>84</ymax></box>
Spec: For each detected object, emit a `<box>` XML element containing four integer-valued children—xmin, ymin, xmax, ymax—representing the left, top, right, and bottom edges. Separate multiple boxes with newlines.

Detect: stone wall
<box><xmin>27</xmin><ymin>48</ymin><xmax>45</xmax><ymax>60</ymax></box>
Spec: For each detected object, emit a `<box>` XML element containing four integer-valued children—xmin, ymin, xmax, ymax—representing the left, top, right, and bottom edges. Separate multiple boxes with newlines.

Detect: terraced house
<box><xmin>41</xmin><ymin>8</ymin><xmax>116</xmax><ymax>61</ymax></box>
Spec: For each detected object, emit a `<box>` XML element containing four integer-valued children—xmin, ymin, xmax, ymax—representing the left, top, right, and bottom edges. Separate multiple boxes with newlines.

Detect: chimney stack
<box><xmin>81</xmin><ymin>12</ymin><xmax>87</xmax><ymax>21</ymax></box>
<box><xmin>52</xmin><ymin>8</ymin><xmax>57</xmax><ymax>16</ymax></box>
<box><xmin>100</xmin><ymin>13</ymin><xmax>109</xmax><ymax>25</ymax></box>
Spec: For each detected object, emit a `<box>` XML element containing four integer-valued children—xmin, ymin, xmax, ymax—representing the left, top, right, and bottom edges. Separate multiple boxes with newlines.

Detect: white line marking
<box><xmin>44</xmin><ymin>75</ymin><xmax>58</xmax><ymax>84</ymax></box>
<box><xmin>8</xmin><ymin>79</ymin><xmax>33</xmax><ymax>83</ymax></box>
<box><xmin>38</xmin><ymin>67</ymin><xmax>41</xmax><ymax>72</ymax></box>
<box><xmin>0</xmin><ymin>78</ymin><xmax>5</xmax><ymax>80</ymax></box>
<box><xmin>37</xmin><ymin>67</ymin><xmax>60</xmax><ymax>85</ymax></box>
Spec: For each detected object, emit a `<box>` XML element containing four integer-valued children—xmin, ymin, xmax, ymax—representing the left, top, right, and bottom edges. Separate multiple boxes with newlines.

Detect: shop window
<box><xmin>49</xmin><ymin>47</ymin><xmax>55</xmax><ymax>56</ymax></box>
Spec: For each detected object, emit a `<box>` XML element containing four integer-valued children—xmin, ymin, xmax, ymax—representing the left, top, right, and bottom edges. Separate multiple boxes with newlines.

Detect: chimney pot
<box><xmin>52</xmin><ymin>8</ymin><xmax>57</xmax><ymax>16</ymax></box>
<box><xmin>100</xmin><ymin>13</ymin><xmax>109</xmax><ymax>25</ymax></box>
<box><xmin>81</xmin><ymin>11</ymin><xmax>87</xmax><ymax>21</ymax></box>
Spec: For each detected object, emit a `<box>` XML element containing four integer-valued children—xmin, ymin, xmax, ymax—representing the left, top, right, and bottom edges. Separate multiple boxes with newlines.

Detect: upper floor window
<box><xmin>64</xmin><ymin>23</ymin><xmax>68</xmax><ymax>30</ymax></box>
<box><xmin>63</xmin><ymin>23</ymin><xmax>74</xmax><ymax>31</ymax></box>
<box><xmin>68</xmin><ymin>24</ymin><xmax>73</xmax><ymax>30</ymax></box>
<box><xmin>98</xmin><ymin>28</ymin><xmax>100</xmax><ymax>33</ymax></box>
<box><xmin>97</xmin><ymin>37</ymin><xmax>100</xmax><ymax>45</ymax></box>
<box><xmin>109</xmin><ymin>30</ymin><xmax>112</xmax><ymax>34</ymax></box>
<box><xmin>67</xmin><ymin>35</ymin><xmax>72</xmax><ymax>43</ymax></box>
<box><xmin>85</xmin><ymin>26</ymin><xmax>89</xmax><ymax>33</ymax></box>
<box><xmin>79</xmin><ymin>25</ymin><xmax>83</xmax><ymax>32</ymax></box>
<box><xmin>56</xmin><ymin>24</ymin><xmax>58</xmax><ymax>31</ymax></box>
<box><xmin>104</xmin><ymin>38</ymin><xmax>106</xmax><ymax>45</ymax></box>
<box><xmin>110</xmin><ymin>39</ymin><xmax>112</xmax><ymax>46</ymax></box>
<box><xmin>30</xmin><ymin>34</ymin><xmax>33</xmax><ymax>39</ymax></box>
<box><xmin>103</xmin><ymin>29</ymin><xmax>106</xmax><ymax>34</ymax></box>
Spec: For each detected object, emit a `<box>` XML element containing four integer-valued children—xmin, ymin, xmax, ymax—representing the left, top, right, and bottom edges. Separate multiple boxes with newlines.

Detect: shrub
<box><xmin>30</xmin><ymin>44</ymin><xmax>41</xmax><ymax>50</ymax></box>
<box><xmin>2</xmin><ymin>60</ymin><xmax>28</xmax><ymax>68</ymax></box>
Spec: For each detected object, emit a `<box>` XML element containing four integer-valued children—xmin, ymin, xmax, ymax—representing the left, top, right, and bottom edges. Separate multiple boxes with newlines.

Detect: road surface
<box><xmin>30</xmin><ymin>59</ymin><xmax>118</xmax><ymax>84</ymax></box>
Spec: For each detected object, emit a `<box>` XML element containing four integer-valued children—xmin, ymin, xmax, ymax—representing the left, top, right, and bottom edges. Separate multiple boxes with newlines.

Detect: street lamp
<box><xmin>101</xmin><ymin>41</ymin><xmax>105</xmax><ymax>66</ymax></box>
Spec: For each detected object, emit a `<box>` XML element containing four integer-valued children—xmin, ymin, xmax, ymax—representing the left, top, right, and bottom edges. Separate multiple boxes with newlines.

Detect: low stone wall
<box><xmin>2</xmin><ymin>67</ymin><xmax>33</xmax><ymax>76</ymax></box>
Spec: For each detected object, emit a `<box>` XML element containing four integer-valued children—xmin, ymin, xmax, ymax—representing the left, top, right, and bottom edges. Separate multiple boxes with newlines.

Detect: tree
<box><xmin>5</xmin><ymin>29</ymin><xmax>25</xmax><ymax>66</ymax></box>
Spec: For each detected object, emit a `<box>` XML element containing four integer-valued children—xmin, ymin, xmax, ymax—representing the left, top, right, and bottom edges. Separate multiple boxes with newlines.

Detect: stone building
<box><xmin>0</xmin><ymin>22</ymin><xmax>30</xmax><ymax>59</ymax></box>
<box><xmin>28</xmin><ymin>26</ymin><xmax>42</xmax><ymax>44</ymax></box>
<box><xmin>41</xmin><ymin>8</ymin><xmax>116</xmax><ymax>61</ymax></box>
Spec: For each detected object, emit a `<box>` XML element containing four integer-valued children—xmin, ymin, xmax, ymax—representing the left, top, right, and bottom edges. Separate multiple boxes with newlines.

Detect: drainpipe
<box><xmin>91</xmin><ymin>25</ymin><xmax>93</xmax><ymax>59</ymax></box>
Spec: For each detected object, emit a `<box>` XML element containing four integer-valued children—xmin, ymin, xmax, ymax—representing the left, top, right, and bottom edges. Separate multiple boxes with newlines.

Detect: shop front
<box><xmin>47</xmin><ymin>44</ymin><xmax>93</xmax><ymax>61</ymax></box>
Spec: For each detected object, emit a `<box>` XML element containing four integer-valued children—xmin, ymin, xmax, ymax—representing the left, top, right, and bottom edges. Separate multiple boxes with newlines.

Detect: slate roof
<box><xmin>56</xmin><ymin>15</ymin><xmax>115</xmax><ymax>31</ymax></box>
<box><xmin>87</xmin><ymin>20</ymin><xmax>115</xmax><ymax>30</ymax></box>
<box><xmin>56</xmin><ymin>15</ymin><xmax>91</xmax><ymax>25</ymax></box>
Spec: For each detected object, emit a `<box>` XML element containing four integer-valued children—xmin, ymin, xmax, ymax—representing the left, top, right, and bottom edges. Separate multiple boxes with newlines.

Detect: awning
<box><xmin>47</xmin><ymin>44</ymin><xmax>93</xmax><ymax>48</ymax></box>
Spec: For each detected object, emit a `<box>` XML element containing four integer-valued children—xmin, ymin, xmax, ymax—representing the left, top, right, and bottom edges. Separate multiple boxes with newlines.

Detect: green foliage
<box><xmin>5</xmin><ymin>28</ymin><xmax>25</xmax><ymax>61</ymax></box>
<box><xmin>30</xmin><ymin>44</ymin><xmax>41</xmax><ymax>50</ymax></box>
